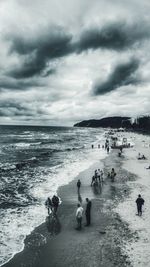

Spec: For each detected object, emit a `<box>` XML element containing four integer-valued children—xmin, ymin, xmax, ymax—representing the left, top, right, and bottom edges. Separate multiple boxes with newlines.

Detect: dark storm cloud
<box><xmin>0</xmin><ymin>76</ymin><xmax>43</xmax><ymax>90</ymax></box>
<box><xmin>42</xmin><ymin>68</ymin><xmax>56</xmax><ymax>77</ymax></box>
<box><xmin>6</xmin><ymin>20</ymin><xmax>147</xmax><ymax>79</ymax></box>
<box><xmin>6</xmin><ymin>20</ymin><xmax>150</xmax><ymax>80</ymax></box>
<box><xmin>0</xmin><ymin>100</ymin><xmax>46</xmax><ymax>117</ymax></box>
<box><xmin>77</xmin><ymin>21</ymin><xmax>150</xmax><ymax>52</ymax></box>
<box><xmin>93</xmin><ymin>58</ymin><xmax>140</xmax><ymax>95</ymax></box>
<box><xmin>8</xmin><ymin>26</ymin><xmax>72</xmax><ymax>78</ymax></box>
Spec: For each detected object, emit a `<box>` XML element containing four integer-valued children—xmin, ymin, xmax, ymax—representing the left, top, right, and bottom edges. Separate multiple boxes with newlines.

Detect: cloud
<box><xmin>77</xmin><ymin>21</ymin><xmax>150</xmax><ymax>52</ymax></box>
<box><xmin>0</xmin><ymin>0</ymin><xmax>150</xmax><ymax>125</ymax></box>
<box><xmin>6</xmin><ymin>20</ymin><xmax>150</xmax><ymax>79</ymax></box>
<box><xmin>93</xmin><ymin>58</ymin><xmax>140</xmax><ymax>95</ymax></box>
<box><xmin>0</xmin><ymin>76</ymin><xmax>43</xmax><ymax>90</ymax></box>
<box><xmin>7</xmin><ymin>26</ymin><xmax>72</xmax><ymax>78</ymax></box>
<box><xmin>0</xmin><ymin>99</ymin><xmax>46</xmax><ymax>117</ymax></box>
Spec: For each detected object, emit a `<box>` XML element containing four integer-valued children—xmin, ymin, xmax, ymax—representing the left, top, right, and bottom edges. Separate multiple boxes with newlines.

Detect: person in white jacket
<box><xmin>76</xmin><ymin>203</ymin><xmax>84</xmax><ymax>230</ymax></box>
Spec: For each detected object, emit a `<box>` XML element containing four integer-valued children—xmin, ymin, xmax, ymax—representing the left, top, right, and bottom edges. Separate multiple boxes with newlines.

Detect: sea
<box><xmin>0</xmin><ymin>125</ymin><xmax>107</xmax><ymax>266</ymax></box>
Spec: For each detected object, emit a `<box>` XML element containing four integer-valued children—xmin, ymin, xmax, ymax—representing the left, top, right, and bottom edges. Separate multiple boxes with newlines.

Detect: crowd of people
<box><xmin>45</xmin><ymin>138</ymin><xmax>147</xmax><ymax>232</ymax></box>
<box><xmin>45</xmin><ymin>195</ymin><xmax>60</xmax><ymax>215</ymax></box>
<box><xmin>90</xmin><ymin>167</ymin><xmax>117</xmax><ymax>185</ymax></box>
<box><xmin>91</xmin><ymin>169</ymin><xmax>104</xmax><ymax>186</ymax></box>
<box><xmin>137</xmin><ymin>152</ymin><xmax>147</xmax><ymax>160</ymax></box>
<box><xmin>107</xmin><ymin>168</ymin><xmax>117</xmax><ymax>182</ymax></box>
<box><xmin>91</xmin><ymin>139</ymin><xmax>110</xmax><ymax>154</ymax></box>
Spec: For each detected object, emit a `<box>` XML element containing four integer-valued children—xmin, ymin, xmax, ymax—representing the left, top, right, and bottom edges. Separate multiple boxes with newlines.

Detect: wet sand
<box><xmin>3</xmin><ymin>149</ymin><xmax>138</xmax><ymax>267</ymax></box>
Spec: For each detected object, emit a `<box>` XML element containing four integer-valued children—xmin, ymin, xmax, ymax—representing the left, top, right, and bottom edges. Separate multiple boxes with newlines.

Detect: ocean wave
<box><xmin>0</xmin><ymin>126</ymin><xmax>105</xmax><ymax>266</ymax></box>
<box><xmin>41</xmin><ymin>139</ymin><xmax>63</xmax><ymax>145</ymax></box>
<box><xmin>29</xmin><ymin>142</ymin><xmax>42</xmax><ymax>146</ymax></box>
<box><xmin>0</xmin><ymin>158</ymin><xmax>39</xmax><ymax>173</ymax></box>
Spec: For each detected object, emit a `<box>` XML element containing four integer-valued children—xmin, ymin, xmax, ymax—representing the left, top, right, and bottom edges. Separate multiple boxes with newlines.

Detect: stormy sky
<box><xmin>0</xmin><ymin>0</ymin><xmax>150</xmax><ymax>125</ymax></box>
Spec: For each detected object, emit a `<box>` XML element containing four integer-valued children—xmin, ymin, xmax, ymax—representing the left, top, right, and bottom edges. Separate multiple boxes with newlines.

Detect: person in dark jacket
<box><xmin>136</xmin><ymin>194</ymin><xmax>145</xmax><ymax>216</ymax></box>
<box><xmin>52</xmin><ymin>195</ymin><xmax>60</xmax><ymax>214</ymax></box>
<box><xmin>110</xmin><ymin>168</ymin><xmax>116</xmax><ymax>182</ymax></box>
<box><xmin>85</xmin><ymin>198</ymin><xmax>92</xmax><ymax>226</ymax></box>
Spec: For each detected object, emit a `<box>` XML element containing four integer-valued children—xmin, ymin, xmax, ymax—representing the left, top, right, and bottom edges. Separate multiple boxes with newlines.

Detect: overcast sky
<box><xmin>0</xmin><ymin>0</ymin><xmax>150</xmax><ymax>126</ymax></box>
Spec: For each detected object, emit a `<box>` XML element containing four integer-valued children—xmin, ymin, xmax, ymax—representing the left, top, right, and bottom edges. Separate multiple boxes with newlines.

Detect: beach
<box><xmin>1</xmin><ymin>130</ymin><xmax>150</xmax><ymax>267</ymax></box>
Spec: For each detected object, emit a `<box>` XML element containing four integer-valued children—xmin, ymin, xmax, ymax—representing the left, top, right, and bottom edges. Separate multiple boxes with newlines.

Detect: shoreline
<box><xmin>2</xmin><ymin>160</ymin><xmax>103</xmax><ymax>267</ymax></box>
<box><xmin>0</xmin><ymin>146</ymin><xmax>107</xmax><ymax>267</ymax></box>
<box><xmin>2</xmin><ymin>147</ymin><xmax>139</xmax><ymax>267</ymax></box>
<box><xmin>1</xmin><ymin>156</ymin><xmax>105</xmax><ymax>267</ymax></box>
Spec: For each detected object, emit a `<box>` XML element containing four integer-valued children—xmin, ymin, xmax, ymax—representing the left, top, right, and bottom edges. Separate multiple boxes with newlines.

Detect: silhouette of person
<box><xmin>136</xmin><ymin>194</ymin><xmax>145</xmax><ymax>216</ymax></box>
<box><xmin>52</xmin><ymin>195</ymin><xmax>60</xmax><ymax>214</ymax></box>
<box><xmin>107</xmin><ymin>146</ymin><xmax>110</xmax><ymax>154</ymax></box>
<box><xmin>91</xmin><ymin>175</ymin><xmax>95</xmax><ymax>186</ymax></box>
<box><xmin>45</xmin><ymin>197</ymin><xmax>53</xmax><ymax>215</ymax></box>
<box><xmin>85</xmin><ymin>198</ymin><xmax>92</xmax><ymax>226</ymax></box>
<box><xmin>100</xmin><ymin>170</ymin><xmax>104</xmax><ymax>182</ymax></box>
<box><xmin>110</xmin><ymin>168</ymin><xmax>116</xmax><ymax>182</ymax></box>
<box><xmin>97</xmin><ymin>169</ymin><xmax>101</xmax><ymax>183</ymax></box>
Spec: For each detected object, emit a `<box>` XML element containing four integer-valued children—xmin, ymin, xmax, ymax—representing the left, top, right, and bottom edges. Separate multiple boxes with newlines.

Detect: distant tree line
<box><xmin>122</xmin><ymin>116</ymin><xmax>150</xmax><ymax>133</ymax></box>
<box><xmin>74</xmin><ymin>116</ymin><xmax>150</xmax><ymax>133</ymax></box>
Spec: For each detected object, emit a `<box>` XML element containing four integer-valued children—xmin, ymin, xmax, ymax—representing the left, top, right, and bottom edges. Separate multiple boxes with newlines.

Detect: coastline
<box><xmin>2</xmin><ymin>147</ymin><xmax>138</xmax><ymax>267</ymax></box>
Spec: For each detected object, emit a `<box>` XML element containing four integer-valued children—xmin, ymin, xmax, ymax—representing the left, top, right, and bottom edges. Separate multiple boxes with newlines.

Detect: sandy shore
<box><xmin>2</xmin><ymin>148</ymin><xmax>138</xmax><ymax>267</ymax></box>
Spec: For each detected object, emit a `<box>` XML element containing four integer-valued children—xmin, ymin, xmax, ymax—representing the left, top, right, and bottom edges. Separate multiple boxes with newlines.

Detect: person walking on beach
<box><xmin>45</xmin><ymin>197</ymin><xmax>53</xmax><ymax>215</ymax></box>
<box><xmin>98</xmin><ymin>169</ymin><xmax>101</xmax><ymax>182</ymax></box>
<box><xmin>110</xmin><ymin>168</ymin><xmax>116</xmax><ymax>182</ymax></box>
<box><xmin>91</xmin><ymin>175</ymin><xmax>95</xmax><ymax>186</ymax></box>
<box><xmin>100</xmin><ymin>170</ymin><xmax>104</xmax><ymax>182</ymax></box>
<box><xmin>136</xmin><ymin>194</ymin><xmax>145</xmax><ymax>216</ymax></box>
<box><xmin>52</xmin><ymin>195</ymin><xmax>60</xmax><ymax>214</ymax></box>
<box><xmin>77</xmin><ymin>179</ymin><xmax>81</xmax><ymax>193</ymax></box>
<box><xmin>94</xmin><ymin>170</ymin><xmax>98</xmax><ymax>184</ymax></box>
<box><xmin>76</xmin><ymin>203</ymin><xmax>84</xmax><ymax>230</ymax></box>
<box><xmin>85</xmin><ymin>198</ymin><xmax>92</xmax><ymax>226</ymax></box>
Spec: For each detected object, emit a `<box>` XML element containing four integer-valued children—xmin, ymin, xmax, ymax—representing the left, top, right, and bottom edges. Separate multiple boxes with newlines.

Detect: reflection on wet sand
<box><xmin>110</xmin><ymin>185</ymin><xmax>117</xmax><ymax>200</ymax></box>
<box><xmin>46</xmin><ymin>214</ymin><xmax>61</xmax><ymax>235</ymax></box>
<box><xmin>92</xmin><ymin>183</ymin><xmax>102</xmax><ymax>195</ymax></box>
<box><xmin>78</xmin><ymin>192</ymin><xmax>82</xmax><ymax>203</ymax></box>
